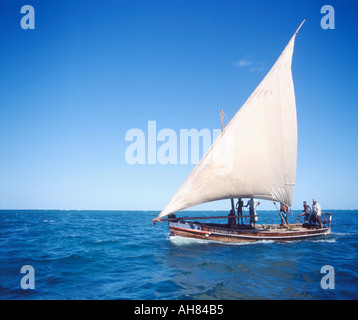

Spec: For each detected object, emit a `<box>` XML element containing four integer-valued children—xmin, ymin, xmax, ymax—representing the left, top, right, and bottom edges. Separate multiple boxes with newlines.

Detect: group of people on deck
<box><xmin>297</xmin><ymin>198</ymin><xmax>323</xmax><ymax>228</ymax></box>
<box><xmin>228</xmin><ymin>198</ymin><xmax>324</xmax><ymax>229</ymax></box>
<box><xmin>228</xmin><ymin>198</ymin><xmax>260</xmax><ymax>229</ymax></box>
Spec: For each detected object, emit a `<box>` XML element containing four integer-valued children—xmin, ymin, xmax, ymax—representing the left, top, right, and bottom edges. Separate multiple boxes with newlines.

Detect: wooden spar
<box><xmin>155</xmin><ymin>214</ymin><xmax>257</xmax><ymax>223</ymax></box>
<box><xmin>295</xmin><ymin>19</ymin><xmax>305</xmax><ymax>35</ymax></box>
<box><xmin>290</xmin><ymin>207</ymin><xmax>296</xmax><ymax>220</ymax></box>
<box><xmin>155</xmin><ymin>210</ymin><xmax>332</xmax><ymax>224</ymax></box>
<box><xmin>220</xmin><ymin>109</ymin><xmax>225</xmax><ymax>131</ymax></box>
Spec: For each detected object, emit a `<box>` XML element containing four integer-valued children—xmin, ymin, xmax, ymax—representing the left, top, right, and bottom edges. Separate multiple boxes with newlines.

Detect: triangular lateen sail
<box><xmin>156</xmin><ymin>22</ymin><xmax>304</xmax><ymax>220</ymax></box>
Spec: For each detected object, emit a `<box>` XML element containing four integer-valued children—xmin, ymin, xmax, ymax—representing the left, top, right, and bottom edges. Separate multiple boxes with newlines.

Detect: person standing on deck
<box><xmin>236</xmin><ymin>198</ymin><xmax>244</xmax><ymax>225</ymax></box>
<box><xmin>245</xmin><ymin>198</ymin><xmax>260</xmax><ymax>228</ymax></box>
<box><xmin>311</xmin><ymin>198</ymin><xmax>323</xmax><ymax>228</ymax></box>
<box><xmin>279</xmin><ymin>203</ymin><xmax>289</xmax><ymax>227</ymax></box>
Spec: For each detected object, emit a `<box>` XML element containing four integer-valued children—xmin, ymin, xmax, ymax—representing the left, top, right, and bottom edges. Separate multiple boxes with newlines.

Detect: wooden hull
<box><xmin>169</xmin><ymin>221</ymin><xmax>331</xmax><ymax>243</ymax></box>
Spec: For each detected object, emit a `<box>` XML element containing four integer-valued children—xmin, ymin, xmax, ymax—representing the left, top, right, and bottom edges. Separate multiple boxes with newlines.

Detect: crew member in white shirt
<box><xmin>311</xmin><ymin>198</ymin><xmax>323</xmax><ymax>228</ymax></box>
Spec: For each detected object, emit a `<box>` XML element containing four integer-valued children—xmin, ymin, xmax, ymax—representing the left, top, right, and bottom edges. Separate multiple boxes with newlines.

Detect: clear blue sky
<box><xmin>1</xmin><ymin>0</ymin><xmax>357</xmax><ymax>210</ymax></box>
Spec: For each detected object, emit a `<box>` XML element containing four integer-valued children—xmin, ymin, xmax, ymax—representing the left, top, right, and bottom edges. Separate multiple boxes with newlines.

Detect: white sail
<box><xmin>157</xmin><ymin>23</ymin><xmax>304</xmax><ymax>219</ymax></box>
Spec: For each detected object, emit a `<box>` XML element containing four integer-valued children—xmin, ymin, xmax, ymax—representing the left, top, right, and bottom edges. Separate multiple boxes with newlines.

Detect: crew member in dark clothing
<box><xmin>297</xmin><ymin>201</ymin><xmax>311</xmax><ymax>224</ymax></box>
<box><xmin>236</xmin><ymin>198</ymin><xmax>244</xmax><ymax>225</ymax></box>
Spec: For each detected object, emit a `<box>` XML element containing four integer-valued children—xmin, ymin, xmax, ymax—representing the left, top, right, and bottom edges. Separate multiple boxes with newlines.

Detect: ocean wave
<box><xmin>182</xmin><ymin>281</ymin><xmax>249</xmax><ymax>300</ymax></box>
<box><xmin>170</xmin><ymin>235</ymin><xmax>276</xmax><ymax>246</ymax></box>
<box><xmin>310</xmin><ymin>239</ymin><xmax>336</xmax><ymax>243</ymax></box>
<box><xmin>169</xmin><ymin>236</ymin><xmax>212</xmax><ymax>246</ymax></box>
<box><xmin>332</xmin><ymin>232</ymin><xmax>352</xmax><ymax>236</ymax></box>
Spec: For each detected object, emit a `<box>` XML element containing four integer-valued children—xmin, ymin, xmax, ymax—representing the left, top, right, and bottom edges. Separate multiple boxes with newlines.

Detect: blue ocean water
<box><xmin>0</xmin><ymin>209</ymin><xmax>357</xmax><ymax>300</ymax></box>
